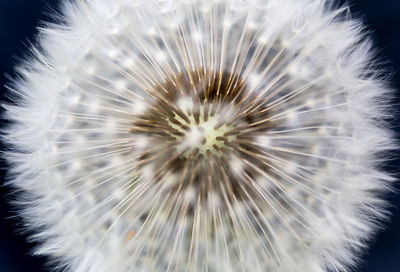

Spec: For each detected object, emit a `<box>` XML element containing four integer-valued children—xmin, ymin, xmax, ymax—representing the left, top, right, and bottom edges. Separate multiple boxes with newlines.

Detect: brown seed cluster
<box><xmin>130</xmin><ymin>69</ymin><xmax>276</xmax><ymax>208</ymax></box>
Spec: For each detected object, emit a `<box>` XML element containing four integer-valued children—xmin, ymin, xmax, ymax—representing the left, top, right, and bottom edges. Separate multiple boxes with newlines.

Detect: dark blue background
<box><xmin>0</xmin><ymin>1</ymin><xmax>399</xmax><ymax>271</ymax></box>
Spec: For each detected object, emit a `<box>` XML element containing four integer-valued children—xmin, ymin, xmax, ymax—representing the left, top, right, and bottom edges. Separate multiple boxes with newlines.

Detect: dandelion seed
<box><xmin>3</xmin><ymin>0</ymin><xmax>395</xmax><ymax>271</ymax></box>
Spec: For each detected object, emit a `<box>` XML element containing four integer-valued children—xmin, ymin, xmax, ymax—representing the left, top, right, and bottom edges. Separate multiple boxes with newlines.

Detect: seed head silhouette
<box><xmin>3</xmin><ymin>0</ymin><xmax>395</xmax><ymax>271</ymax></box>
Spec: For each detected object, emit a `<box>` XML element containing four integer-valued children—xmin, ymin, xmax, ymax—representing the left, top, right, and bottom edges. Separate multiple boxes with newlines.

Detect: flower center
<box><xmin>129</xmin><ymin>68</ymin><xmax>276</xmax><ymax>207</ymax></box>
<box><xmin>168</xmin><ymin>101</ymin><xmax>236</xmax><ymax>158</ymax></box>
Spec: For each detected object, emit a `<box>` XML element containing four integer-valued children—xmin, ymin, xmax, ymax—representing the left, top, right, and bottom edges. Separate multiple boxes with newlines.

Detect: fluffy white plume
<box><xmin>3</xmin><ymin>0</ymin><xmax>395</xmax><ymax>271</ymax></box>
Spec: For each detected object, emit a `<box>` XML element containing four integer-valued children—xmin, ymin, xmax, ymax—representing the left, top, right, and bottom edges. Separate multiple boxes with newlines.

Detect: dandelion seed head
<box><xmin>3</xmin><ymin>0</ymin><xmax>395</xmax><ymax>271</ymax></box>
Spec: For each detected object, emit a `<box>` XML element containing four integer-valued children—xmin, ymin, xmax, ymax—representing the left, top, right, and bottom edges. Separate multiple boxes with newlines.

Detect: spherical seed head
<box><xmin>4</xmin><ymin>0</ymin><xmax>395</xmax><ymax>272</ymax></box>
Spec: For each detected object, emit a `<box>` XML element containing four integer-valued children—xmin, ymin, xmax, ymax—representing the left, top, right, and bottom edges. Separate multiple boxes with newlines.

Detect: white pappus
<box><xmin>3</xmin><ymin>0</ymin><xmax>396</xmax><ymax>271</ymax></box>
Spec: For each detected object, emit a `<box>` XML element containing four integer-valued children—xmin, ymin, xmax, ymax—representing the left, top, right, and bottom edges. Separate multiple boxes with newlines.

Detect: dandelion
<box><xmin>3</xmin><ymin>0</ymin><xmax>395</xmax><ymax>271</ymax></box>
